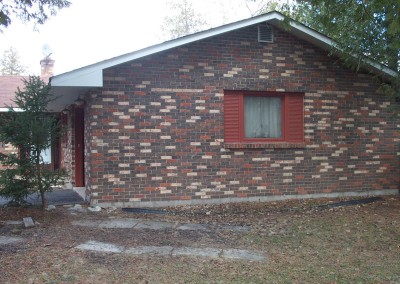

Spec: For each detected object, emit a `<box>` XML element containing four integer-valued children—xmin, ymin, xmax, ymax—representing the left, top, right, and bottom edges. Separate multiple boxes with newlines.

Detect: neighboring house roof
<box><xmin>0</xmin><ymin>75</ymin><xmax>26</xmax><ymax>110</ymax></box>
<box><xmin>49</xmin><ymin>11</ymin><xmax>398</xmax><ymax>111</ymax></box>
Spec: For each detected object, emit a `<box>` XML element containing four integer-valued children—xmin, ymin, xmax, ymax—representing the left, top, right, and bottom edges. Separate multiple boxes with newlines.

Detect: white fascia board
<box><xmin>361</xmin><ymin>57</ymin><xmax>399</xmax><ymax>77</ymax></box>
<box><xmin>288</xmin><ymin>20</ymin><xmax>335</xmax><ymax>49</ymax></box>
<box><xmin>289</xmin><ymin>21</ymin><xmax>398</xmax><ymax>78</ymax></box>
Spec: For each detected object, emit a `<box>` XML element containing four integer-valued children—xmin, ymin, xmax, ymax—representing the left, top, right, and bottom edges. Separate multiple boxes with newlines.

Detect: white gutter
<box><xmin>0</xmin><ymin>108</ymin><xmax>24</xmax><ymax>112</ymax></box>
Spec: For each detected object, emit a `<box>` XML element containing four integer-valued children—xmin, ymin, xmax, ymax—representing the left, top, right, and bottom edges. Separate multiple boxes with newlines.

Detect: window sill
<box><xmin>224</xmin><ymin>142</ymin><xmax>306</xmax><ymax>149</ymax></box>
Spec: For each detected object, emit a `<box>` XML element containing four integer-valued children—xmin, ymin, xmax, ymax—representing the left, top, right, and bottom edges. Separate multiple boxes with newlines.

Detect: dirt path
<box><xmin>1</xmin><ymin>195</ymin><xmax>399</xmax><ymax>283</ymax></box>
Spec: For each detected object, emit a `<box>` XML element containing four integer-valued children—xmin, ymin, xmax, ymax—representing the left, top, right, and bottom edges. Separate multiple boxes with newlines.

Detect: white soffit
<box><xmin>50</xmin><ymin>11</ymin><xmax>397</xmax><ymax>88</ymax></box>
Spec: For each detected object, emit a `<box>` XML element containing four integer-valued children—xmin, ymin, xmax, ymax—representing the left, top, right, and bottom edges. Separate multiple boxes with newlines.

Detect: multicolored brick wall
<box><xmin>83</xmin><ymin>24</ymin><xmax>399</xmax><ymax>206</ymax></box>
<box><xmin>60</xmin><ymin>108</ymin><xmax>74</xmax><ymax>187</ymax></box>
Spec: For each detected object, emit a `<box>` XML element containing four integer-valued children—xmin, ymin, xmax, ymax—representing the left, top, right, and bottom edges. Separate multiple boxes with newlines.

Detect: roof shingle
<box><xmin>0</xmin><ymin>76</ymin><xmax>26</xmax><ymax>107</ymax></box>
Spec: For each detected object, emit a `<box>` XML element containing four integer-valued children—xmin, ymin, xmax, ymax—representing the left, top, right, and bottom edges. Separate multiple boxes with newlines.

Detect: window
<box><xmin>41</xmin><ymin>147</ymin><xmax>52</xmax><ymax>164</ymax></box>
<box><xmin>244</xmin><ymin>96</ymin><xmax>282</xmax><ymax>139</ymax></box>
<box><xmin>224</xmin><ymin>90</ymin><xmax>304</xmax><ymax>145</ymax></box>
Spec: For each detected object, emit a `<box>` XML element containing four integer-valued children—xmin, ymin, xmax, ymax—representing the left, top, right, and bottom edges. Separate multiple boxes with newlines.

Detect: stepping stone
<box><xmin>99</xmin><ymin>219</ymin><xmax>139</xmax><ymax>229</ymax></box>
<box><xmin>125</xmin><ymin>246</ymin><xmax>174</xmax><ymax>256</ymax></box>
<box><xmin>221</xmin><ymin>248</ymin><xmax>266</xmax><ymax>261</ymax></box>
<box><xmin>75</xmin><ymin>241</ymin><xmax>268</xmax><ymax>262</ymax></box>
<box><xmin>134</xmin><ymin>221</ymin><xmax>174</xmax><ymax>230</ymax></box>
<box><xmin>172</xmin><ymin>247</ymin><xmax>221</xmax><ymax>258</ymax></box>
<box><xmin>71</xmin><ymin>220</ymin><xmax>102</xmax><ymax>227</ymax></box>
<box><xmin>0</xmin><ymin>236</ymin><xmax>24</xmax><ymax>245</ymax></box>
<box><xmin>23</xmin><ymin>217</ymin><xmax>35</xmax><ymax>228</ymax></box>
<box><xmin>76</xmin><ymin>241</ymin><xmax>124</xmax><ymax>253</ymax></box>
<box><xmin>177</xmin><ymin>223</ymin><xmax>210</xmax><ymax>231</ymax></box>
<box><xmin>3</xmin><ymin>221</ymin><xmax>24</xmax><ymax>225</ymax></box>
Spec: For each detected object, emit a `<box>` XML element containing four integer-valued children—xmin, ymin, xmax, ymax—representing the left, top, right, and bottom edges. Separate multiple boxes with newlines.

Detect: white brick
<box><xmin>140</xmin><ymin>129</ymin><xmax>161</xmax><ymax>133</ymax></box>
<box><xmin>202</xmin><ymin>155</ymin><xmax>212</xmax><ymax>159</ymax></box>
<box><xmin>311</xmin><ymin>156</ymin><xmax>328</xmax><ymax>160</ymax></box>
<box><xmin>252</xmin><ymin>157</ymin><xmax>270</xmax><ymax>162</ymax></box>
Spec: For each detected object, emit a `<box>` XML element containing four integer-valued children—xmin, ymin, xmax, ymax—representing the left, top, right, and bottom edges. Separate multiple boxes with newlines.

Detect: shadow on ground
<box><xmin>0</xmin><ymin>189</ymin><xmax>84</xmax><ymax>207</ymax></box>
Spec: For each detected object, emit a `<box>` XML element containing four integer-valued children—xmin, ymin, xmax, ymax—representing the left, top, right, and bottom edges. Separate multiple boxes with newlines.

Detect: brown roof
<box><xmin>0</xmin><ymin>76</ymin><xmax>27</xmax><ymax>107</ymax></box>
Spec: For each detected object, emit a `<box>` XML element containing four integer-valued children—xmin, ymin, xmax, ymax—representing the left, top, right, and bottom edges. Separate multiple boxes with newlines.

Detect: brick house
<box><xmin>0</xmin><ymin>58</ymin><xmax>56</xmax><ymax>168</ymax></box>
<box><xmin>49</xmin><ymin>11</ymin><xmax>399</xmax><ymax>207</ymax></box>
<box><xmin>0</xmin><ymin>76</ymin><xmax>25</xmax><ymax>162</ymax></box>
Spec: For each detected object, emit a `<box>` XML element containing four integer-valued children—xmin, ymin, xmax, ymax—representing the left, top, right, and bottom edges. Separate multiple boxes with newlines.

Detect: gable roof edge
<box><xmin>51</xmin><ymin>12</ymin><xmax>286</xmax><ymax>87</ymax></box>
<box><xmin>289</xmin><ymin>21</ymin><xmax>398</xmax><ymax>78</ymax></box>
<box><xmin>51</xmin><ymin>11</ymin><xmax>397</xmax><ymax>88</ymax></box>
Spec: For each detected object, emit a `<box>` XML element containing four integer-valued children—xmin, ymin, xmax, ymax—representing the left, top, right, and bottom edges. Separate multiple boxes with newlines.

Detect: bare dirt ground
<box><xmin>0</xmin><ymin>195</ymin><xmax>399</xmax><ymax>284</ymax></box>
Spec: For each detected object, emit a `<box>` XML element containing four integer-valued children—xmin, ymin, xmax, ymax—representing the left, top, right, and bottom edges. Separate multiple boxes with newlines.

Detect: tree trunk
<box><xmin>40</xmin><ymin>190</ymin><xmax>47</xmax><ymax>209</ymax></box>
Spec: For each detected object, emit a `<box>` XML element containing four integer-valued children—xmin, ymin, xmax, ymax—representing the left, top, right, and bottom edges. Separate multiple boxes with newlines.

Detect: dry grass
<box><xmin>0</xmin><ymin>195</ymin><xmax>399</xmax><ymax>283</ymax></box>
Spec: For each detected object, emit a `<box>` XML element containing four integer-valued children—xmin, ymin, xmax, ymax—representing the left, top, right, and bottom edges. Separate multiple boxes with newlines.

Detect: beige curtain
<box><xmin>244</xmin><ymin>96</ymin><xmax>281</xmax><ymax>138</ymax></box>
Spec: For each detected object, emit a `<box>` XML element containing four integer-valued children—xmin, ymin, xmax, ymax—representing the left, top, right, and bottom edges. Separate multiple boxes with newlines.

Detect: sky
<box><xmin>0</xmin><ymin>0</ymin><xmax>257</xmax><ymax>76</ymax></box>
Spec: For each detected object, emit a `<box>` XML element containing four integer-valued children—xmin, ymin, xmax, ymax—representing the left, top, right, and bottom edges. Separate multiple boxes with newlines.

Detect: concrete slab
<box><xmin>0</xmin><ymin>236</ymin><xmax>24</xmax><ymax>245</ymax></box>
<box><xmin>71</xmin><ymin>220</ymin><xmax>102</xmax><ymax>227</ymax></box>
<box><xmin>177</xmin><ymin>223</ymin><xmax>210</xmax><ymax>231</ymax></box>
<box><xmin>134</xmin><ymin>221</ymin><xmax>174</xmax><ymax>230</ymax></box>
<box><xmin>172</xmin><ymin>247</ymin><xmax>221</xmax><ymax>258</ymax></box>
<box><xmin>3</xmin><ymin>220</ymin><xmax>24</xmax><ymax>225</ymax></box>
<box><xmin>221</xmin><ymin>249</ymin><xmax>266</xmax><ymax>261</ymax></box>
<box><xmin>71</xmin><ymin>217</ymin><xmax>250</xmax><ymax>233</ymax></box>
<box><xmin>125</xmin><ymin>246</ymin><xmax>174</xmax><ymax>256</ymax></box>
<box><xmin>75</xmin><ymin>241</ymin><xmax>124</xmax><ymax>253</ymax></box>
<box><xmin>75</xmin><ymin>240</ymin><xmax>268</xmax><ymax>262</ymax></box>
<box><xmin>99</xmin><ymin>219</ymin><xmax>139</xmax><ymax>229</ymax></box>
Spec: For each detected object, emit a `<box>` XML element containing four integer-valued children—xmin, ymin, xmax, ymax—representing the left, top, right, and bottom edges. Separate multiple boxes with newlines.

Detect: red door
<box><xmin>74</xmin><ymin>106</ymin><xmax>85</xmax><ymax>187</ymax></box>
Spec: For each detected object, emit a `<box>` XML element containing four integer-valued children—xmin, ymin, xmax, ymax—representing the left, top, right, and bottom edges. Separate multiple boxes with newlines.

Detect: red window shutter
<box><xmin>284</xmin><ymin>94</ymin><xmax>304</xmax><ymax>142</ymax></box>
<box><xmin>224</xmin><ymin>92</ymin><xmax>241</xmax><ymax>143</ymax></box>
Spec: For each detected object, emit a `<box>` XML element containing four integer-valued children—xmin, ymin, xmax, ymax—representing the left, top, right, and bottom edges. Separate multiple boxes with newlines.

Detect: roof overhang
<box><xmin>48</xmin><ymin>86</ymin><xmax>92</xmax><ymax>112</ymax></box>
